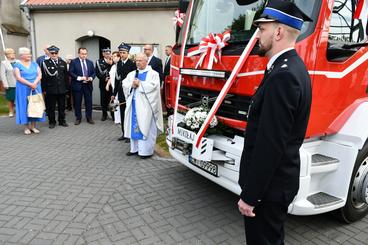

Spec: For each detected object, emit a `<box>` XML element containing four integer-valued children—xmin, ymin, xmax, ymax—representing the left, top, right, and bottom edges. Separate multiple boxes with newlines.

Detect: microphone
<box><xmin>132</xmin><ymin>69</ymin><xmax>139</xmax><ymax>92</ymax></box>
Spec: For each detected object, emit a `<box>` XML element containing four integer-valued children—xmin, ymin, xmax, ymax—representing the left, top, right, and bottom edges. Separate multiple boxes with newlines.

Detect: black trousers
<box><xmin>66</xmin><ymin>90</ymin><xmax>72</xmax><ymax>110</ymax></box>
<box><xmin>46</xmin><ymin>93</ymin><xmax>66</xmax><ymax>124</ymax></box>
<box><xmin>100</xmin><ymin>87</ymin><xmax>112</xmax><ymax>117</ymax></box>
<box><xmin>244</xmin><ymin>202</ymin><xmax>288</xmax><ymax>245</ymax></box>
<box><xmin>119</xmin><ymin>102</ymin><xmax>126</xmax><ymax>135</ymax></box>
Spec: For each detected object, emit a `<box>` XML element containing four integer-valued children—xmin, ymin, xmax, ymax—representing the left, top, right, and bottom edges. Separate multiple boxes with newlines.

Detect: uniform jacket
<box><xmin>41</xmin><ymin>58</ymin><xmax>68</xmax><ymax>94</ymax></box>
<box><xmin>114</xmin><ymin>58</ymin><xmax>137</xmax><ymax>101</ymax></box>
<box><xmin>69</xmin><ymin>58</ymin><xmax>96</xmax><ymax>92</ymax></box>
<box><xmin>148</xmin><ymin>56</ymin><xmax>163</xmax><ymax>82</ymax></box>
<box><xmin>95</xmin><ymin>58</ymin><xmax>112</xmax><ymax>89</ymax></box>
<box><xmin>238</xmin><ymin>49</ymin><xmax>312</xmax><ymax>206</ymax></box>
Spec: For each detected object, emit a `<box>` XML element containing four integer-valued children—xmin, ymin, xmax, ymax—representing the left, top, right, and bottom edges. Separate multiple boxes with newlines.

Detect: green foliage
<box><xmin>0</xmin><ymin>94</ymin><xmax>9</xmax><ymax>115</ymax></box>
<box><xmin>156</xmin><ymin>133</ymin><xmax>169</xmax><ymax>153</ymax></box>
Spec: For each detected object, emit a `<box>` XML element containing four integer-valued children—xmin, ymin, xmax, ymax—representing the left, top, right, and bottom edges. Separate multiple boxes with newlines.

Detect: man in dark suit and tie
<box><xmin>69</xmin><ymin>47</ymin><xmax>96</xmax><ymax>125</ymax></box>
<box><xmin>143</xmin><ymin>44</ymin><xmax>163</xmax><ymax>84</ymax></box>
<box><xmin>112</xmin><ymin>43</ymin><xmax>137</xmax><ymax>141</ymax></box>
<box><xmin>237</xmin><ymin>1</ymin><xmax>312</xmax><ymax>244</ymax></box>
<box><xmin>163</xmin><ymin>45</ymin><xmax>172</xmax><ymax>80</ymax></box>
<box><xmin>162</xmin><ymin>45</ymin><xmax>173</xmax><ymax>112</ymax></box>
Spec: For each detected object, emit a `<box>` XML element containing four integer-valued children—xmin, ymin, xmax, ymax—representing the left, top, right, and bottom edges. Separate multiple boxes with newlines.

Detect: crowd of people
<box><xmin>0</xmin><ymin>42</ymin><xmax>173</xmax><ymax>158</ymax></box>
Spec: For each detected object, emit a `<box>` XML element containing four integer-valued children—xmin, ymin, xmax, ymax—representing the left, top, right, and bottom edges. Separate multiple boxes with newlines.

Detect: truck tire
<box><xmin>337</xmin><ymin>143</ymin><xmax>368</xmax><ymax>223</ymax></box>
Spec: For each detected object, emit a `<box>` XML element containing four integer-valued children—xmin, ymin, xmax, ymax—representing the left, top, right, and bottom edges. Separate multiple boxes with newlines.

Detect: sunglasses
<box><xmin>50</xmin><ymin>52</ymin><xmax>58</xmax><ymax>55</ymax></box>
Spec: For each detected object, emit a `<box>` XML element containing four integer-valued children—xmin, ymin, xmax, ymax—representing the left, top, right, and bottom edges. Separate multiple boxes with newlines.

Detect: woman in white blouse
<box><xmin>0</xmin><ymin>48</ymin><xmax>17</xmax><ymax>117</ymax></box>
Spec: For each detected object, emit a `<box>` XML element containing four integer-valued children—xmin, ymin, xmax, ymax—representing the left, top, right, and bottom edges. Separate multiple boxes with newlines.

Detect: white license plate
<box><xmin>189</xmin><ymin>156</ymin><xmax>218</xmax><ymax>177</ymax></box>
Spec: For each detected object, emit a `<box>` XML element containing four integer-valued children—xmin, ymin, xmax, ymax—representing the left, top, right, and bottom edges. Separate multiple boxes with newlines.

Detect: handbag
<box><xmin>27</xmin><ymin>90</ymin><xmax>45</xmax><ymax>118</ymax></box>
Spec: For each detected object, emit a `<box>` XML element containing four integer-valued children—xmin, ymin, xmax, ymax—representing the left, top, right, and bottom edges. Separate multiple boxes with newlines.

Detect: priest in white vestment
<box><xmin>122</xmin><ymin>53</ymin><xmax>164</xmax><ymax>159</ymax></box>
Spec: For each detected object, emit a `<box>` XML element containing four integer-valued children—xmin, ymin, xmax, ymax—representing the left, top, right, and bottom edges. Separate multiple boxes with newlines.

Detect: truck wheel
<box><xmin>337</xmin><ymin>143</ymin><xmax>368</xmax><ymax>223</ymax></box>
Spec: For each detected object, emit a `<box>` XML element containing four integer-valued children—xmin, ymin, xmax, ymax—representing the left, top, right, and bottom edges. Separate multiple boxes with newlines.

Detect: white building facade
<box><xmin>21</xmin><ymin>0</ymin><xmax>178</xmax><ymax>104</ymax></box>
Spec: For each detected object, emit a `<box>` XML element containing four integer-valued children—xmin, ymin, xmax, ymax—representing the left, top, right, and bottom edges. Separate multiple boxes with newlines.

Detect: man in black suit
<box><xmin>143</xmin><ymin>44</ymin><xmax>163</xmax><ymax>84</ymax></box>
<box><xmin>112</xmin><ymin>43</ymin><xmax>137</xmax><ymax>141</ymax></box>
<box><xmin>163</xmin><ymin>45</ymin><xmax>172</xmax><ymax>80</ymax></box>
<box><xmin>69</xmin><ymin>47</ymin><xmax>96</xmax><ymax>125</ymax></box>
<box><xmin>96</xmin><ymin>48</ymin><xmax>113</xmax><ymax>121</ymax></box>
<box><xmin>41</xmin><ymin>45</ymin><xmax>69</xmax><ymax>128</ymax></box>
<box><xmin>162</xmin><ymin>45</ymin><xmax>173</xmax><ymax>113</ymax></box>
<box><xmin>237</xmin><ymin>1</ymin><xmax>312</xmax><ymax>244</ymax></box>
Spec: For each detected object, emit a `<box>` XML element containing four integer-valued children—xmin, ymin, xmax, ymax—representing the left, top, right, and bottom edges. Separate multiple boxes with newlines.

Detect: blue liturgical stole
<box><xmin>131</xmin><ymin>71</ymin><xmax>149</xmax><ymax>140</ymax></box>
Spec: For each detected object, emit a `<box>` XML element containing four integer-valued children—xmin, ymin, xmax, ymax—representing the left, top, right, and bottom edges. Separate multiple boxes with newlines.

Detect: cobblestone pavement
<box><xmin>0</xmin><ymin>111</ymin><xmax>368</xmax><ymax>245</ymax></box>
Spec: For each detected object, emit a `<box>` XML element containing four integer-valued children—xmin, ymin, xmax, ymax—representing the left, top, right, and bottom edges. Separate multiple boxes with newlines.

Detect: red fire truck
<box><xmin>165</xmin><ymin>0</ymin><xmax>368</xmax><ymax>223</ymax></box>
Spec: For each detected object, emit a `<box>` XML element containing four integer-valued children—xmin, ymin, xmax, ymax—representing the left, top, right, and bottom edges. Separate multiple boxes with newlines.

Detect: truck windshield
<box><xmin>181</xmin><ymin>0</ymin><xmax>318</xmax><ymax>45</ymax></box>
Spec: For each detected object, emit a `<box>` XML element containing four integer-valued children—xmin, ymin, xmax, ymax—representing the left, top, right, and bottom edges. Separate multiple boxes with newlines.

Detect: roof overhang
<box><xmin>21</xmin><ymin>1</ymin><xmax>178</xmax><ymax>11</ymax></box>
<box><xmin>1</xmin><ymin>23</ymin><xmax>29</xmax><ymax>36</ymax></box>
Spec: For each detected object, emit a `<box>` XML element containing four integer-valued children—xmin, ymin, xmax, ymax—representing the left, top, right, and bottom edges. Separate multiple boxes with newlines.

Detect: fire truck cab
<box><xmin>165</xmin><ymin>0</ymin><xmax>368</xmax><ymax>223</ymax></box>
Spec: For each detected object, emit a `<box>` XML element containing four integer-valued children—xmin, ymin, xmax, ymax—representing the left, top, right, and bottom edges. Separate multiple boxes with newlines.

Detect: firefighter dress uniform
<box><xmin>238</xmin><ymin>1</ymin><xmax>313</xmax><ymax>244</ymax></box>
<box><xmin>114</xmin><ymin>43</ymin><xmax>137</xmax><ymax>141</ymax></box>
<box><xmin>41</xmin><ymin>45</ymin><xmax>69</xmax><ymax>128</ymax></box>
<box><xmin>96</xmin><ymin>48</ymin><xmax>113</xmax><ymax>121</ymax></box>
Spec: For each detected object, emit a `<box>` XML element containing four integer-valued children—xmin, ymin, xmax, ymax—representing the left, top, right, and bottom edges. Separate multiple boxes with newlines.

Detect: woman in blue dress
<box><xmin>13</xmin><ymin>47</ymin><xmax>45</xmax><ymax>135</ymax></box>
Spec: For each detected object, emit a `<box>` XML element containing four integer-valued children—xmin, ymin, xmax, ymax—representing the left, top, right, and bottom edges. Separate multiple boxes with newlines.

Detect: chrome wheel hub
<box><xmin>352</xmin><ymin>156</ymin><xmax>368</xmax><ymax>208</ymax></box>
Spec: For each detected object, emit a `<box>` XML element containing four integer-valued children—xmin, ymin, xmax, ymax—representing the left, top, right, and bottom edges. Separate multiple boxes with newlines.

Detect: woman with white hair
<box><xmin>0</xmin><ymin>48</ymin><xmax>17</xmax><ymax>117</ymax></box>
<box><xmin>13</xmin><ymin>47</ymin><xmax>45</xmax><ymax>135</ymax></box>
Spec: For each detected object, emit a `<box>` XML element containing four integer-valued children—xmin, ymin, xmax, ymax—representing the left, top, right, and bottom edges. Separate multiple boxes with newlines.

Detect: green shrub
<box><xmin>0</xmin><ymin>94</ymin><xmax>9</xmax><ymax>115</ymax></box>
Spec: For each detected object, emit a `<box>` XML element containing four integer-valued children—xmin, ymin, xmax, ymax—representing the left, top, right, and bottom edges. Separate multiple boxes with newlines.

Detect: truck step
<box><xmin>311</xmin><ymin>154</ymin><xmax>339</xmax><ymax>166</ymax></box>
<box><xmin>307</xmin><ymin>192</ymin><xmax>344</xmax><ymax>208</ymax></box>
<box><xmin>311</xmin><ymin>154</ymin><xmax>339</xmax><ymax>174</ymax></box>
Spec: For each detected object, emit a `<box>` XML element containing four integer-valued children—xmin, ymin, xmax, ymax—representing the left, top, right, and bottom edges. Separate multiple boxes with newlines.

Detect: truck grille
<box><xmin>179</xmin><ymin>87</ymin><xmax>251</xmax><ymax>121</ymax></box>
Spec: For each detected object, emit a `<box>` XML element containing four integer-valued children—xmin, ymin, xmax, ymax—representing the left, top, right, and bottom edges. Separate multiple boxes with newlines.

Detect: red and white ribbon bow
<box><xmin>173</xmin><ymin>10</ymin><xmax>185</xmax><ymax>28</ymax></box>
<box><xmin>187</xmin><ymin>31</ymin><xmax>231</xmax><ymax>70</ymax></box>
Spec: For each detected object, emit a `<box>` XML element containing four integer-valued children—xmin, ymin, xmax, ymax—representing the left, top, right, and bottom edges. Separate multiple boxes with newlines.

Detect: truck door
<box><xmin>309</xmin><ymin>0</ymin><xmax>368</xmax><ymax>136</ymax></box>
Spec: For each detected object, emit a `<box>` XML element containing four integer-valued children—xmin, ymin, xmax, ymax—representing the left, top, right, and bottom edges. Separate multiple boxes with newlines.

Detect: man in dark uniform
<box><xmin>96</xmin><ymin>48</ymin><xmax>113</xmax><ymax>121</ymax></box>
<box><xmin>237</xmin><ymin>1</ymin><xmax>313</xmax><ymax>244</ymax></box>
<box><xmin>41</xmin><ymin>45</ymin><xmax>69</xmax><ymax>128</ymax></box>
<box><xmin>112</xmin><ymin>43</ymin><xmax>137</xmax><ymax>141</ymax></box>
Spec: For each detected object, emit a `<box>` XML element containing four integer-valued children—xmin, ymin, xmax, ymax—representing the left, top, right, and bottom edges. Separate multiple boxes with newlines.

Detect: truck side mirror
<box><xmin>179</xmin><ymin>0</ymin><xmax>189</xmax><ymax>13</ymax></box>
<box><xmin>176</xmin><ymin>0</ymin><xmax>190</xmax><ymax>42</ymax></box>
<box><xmin>236</xmin><ymin>0</ymin><xmax>258</xmax><ymax>5</ymax></box>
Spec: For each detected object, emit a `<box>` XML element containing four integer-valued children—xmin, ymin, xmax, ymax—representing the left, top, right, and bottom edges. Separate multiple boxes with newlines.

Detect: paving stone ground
<box><xmin>0</xmin><ymin>111</ymin><xmax>368</xmax><ymax>245</ymax></box>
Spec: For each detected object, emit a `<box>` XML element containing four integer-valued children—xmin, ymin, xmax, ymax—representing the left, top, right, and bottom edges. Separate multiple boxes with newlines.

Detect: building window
<box><xmin>128</xmin><ymin>44</ymin><xmax>159</xmax><ymax>61</ymax></box>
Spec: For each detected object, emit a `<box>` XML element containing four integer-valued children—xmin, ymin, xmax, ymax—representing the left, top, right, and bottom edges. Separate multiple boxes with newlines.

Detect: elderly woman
<box><xmin>0</xmin><ymin>48</ymin><xmax>17</xmax><ymax>117</ymax></box>
<box><xmin>13</xmin><ymin>47</ymin><xmax>45</xmax><ymax>135</ymax></box>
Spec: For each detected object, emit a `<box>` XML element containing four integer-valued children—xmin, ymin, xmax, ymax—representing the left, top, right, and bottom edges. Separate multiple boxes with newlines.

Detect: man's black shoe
<box><xmin>126</xmin><ymin>151</ymin><xmax>138</xmax><ymax>156</ymax></box>
<box><xmin>59</xmin><ymin>122</ymin><xmax>69</xmax><ymax>127</ymax></box>
<box><xmin>140</xmin><ymin>155</ymin><xmax>152</xmax><ymax>159</ymax></box>
<box><xmin>101</xmin><ymin>115</ymin><xmax>107</xmax><ymax>121</ymax></box>
<box><xmin>117</xmin><ymin>136</ymin><xmax>124</xmax><ymax>141</ymax></box>
<box><xmin>74</xmin><ymin>119</ymin><xmax>81</xmax><ymax>125</ymax></box>
<box><xmin>124</xmin><ymin>138</ymin><xmax>130</xmax><ymax>143</ymax></box>
<box><xmin>87</xmin><ymin>118</ymin><xmax>95</xmax><ymax>124</ymax></box>
<box><xmin>49</xmin><ymin>123</ymin><xmax>56</xmax><ymax>129</ymax></box>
